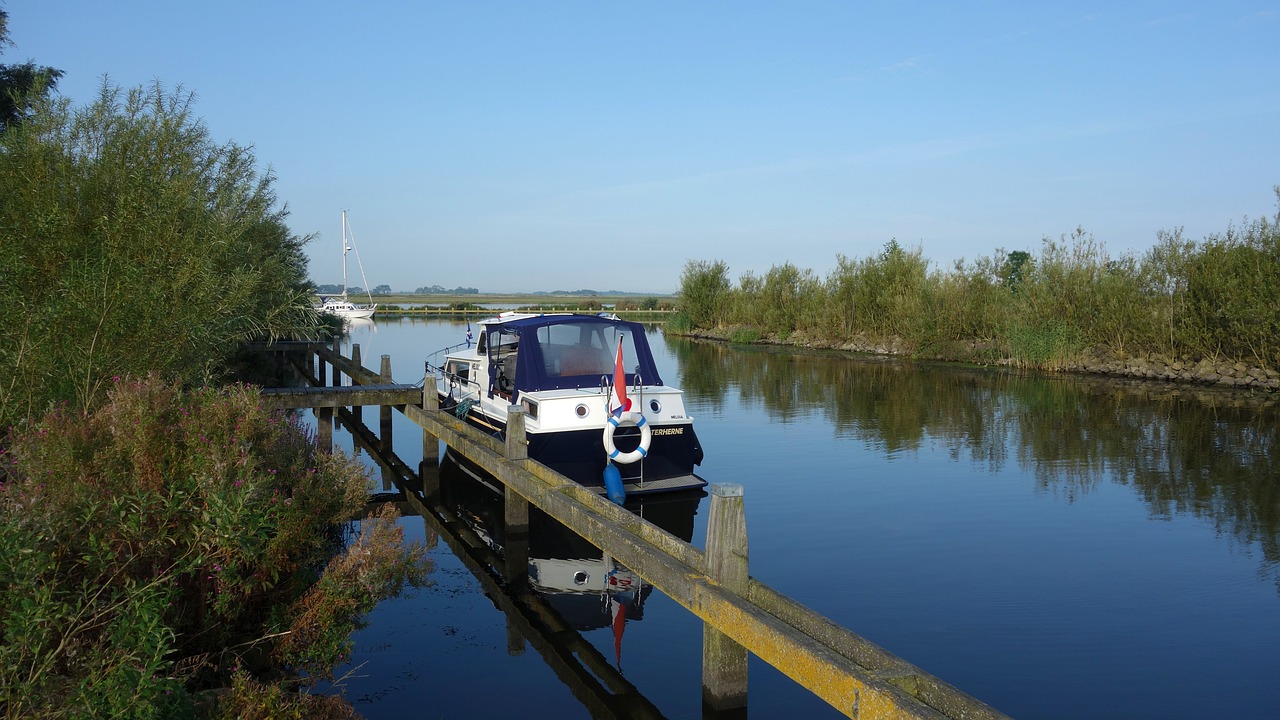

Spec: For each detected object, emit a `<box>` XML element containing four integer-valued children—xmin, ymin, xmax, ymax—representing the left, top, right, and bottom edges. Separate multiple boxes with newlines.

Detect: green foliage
<box><xmin>677</xmin><ymin>259</ymin><xmax>731</xmax><ymax>328</ymax></box>
<box><xmin>999</xmin><ymin>250</ymin><xmax>1032</xmax><ymax>291</ymax></box>
<box><xmin>674</xmin><ymin>186</ymin><xmax>1280</xmax><ymax>370</ymax></box>
<box><xmin>213</xmin><ymin>672</ymin><xmax>359</xmax><ymax>720</ymax></box>
<box><xmin>664</xmin><ymin>311</ymin><xmax>692</xmax><ymax>333</ymax></box>
<box><xmin>0</xmin><ymin>377</ymin><xmax>432</xmax><ymax>718</ymax></box>
<box><xmin>760</xmin><ymin>263</ymin><xmax>811</xmax><ymax>335</ymax></box>
<box><xmin>1004</xmin><ymin>320</ymin><xmax>1083</xmax><ymax>368</ymax></box>
<box><xmin>729</xmin><ymin>327</ymin><xmax>761</xmax><ymax>344</ymax></box>
<box><xmin>1181</xmin><ymin>203</ymin><xmax>1280</xmax><ymax>362</ymax></box>
<box><xmin>0</xmin><ymin>81</ymin><xmax>320</xmax><ymax>430</ymax></box>
<box><xmin>0</xmin><ymin>10</ymin><xmax>64</xmax><ymax>131</ymax></box>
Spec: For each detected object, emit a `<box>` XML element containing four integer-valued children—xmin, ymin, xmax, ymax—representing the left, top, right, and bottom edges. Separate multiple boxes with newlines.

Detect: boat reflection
<box><xmin>438</xmin><ymin>447</ymin><xmax>703</xmax><ymax>643</ymax></box>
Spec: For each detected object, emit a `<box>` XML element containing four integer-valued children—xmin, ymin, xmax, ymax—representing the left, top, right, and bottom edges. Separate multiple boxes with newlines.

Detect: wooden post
<box><xmin>504</xmin><ymin>405</ymin><xmax>529</xmax><ymax>533</ymax></box>
<box><xmin>421</xmin><ymin>375</ymin><xmax>439</xmax><ymax>468</ymax></box>
<box><xmin>379</xmin><ymin>354</ymin><xmax>393</xmax><ymax>451</ymax></box>
<box><xmin>330</xmin><ymin>336</ymin><xmax>341</xmax><ymax>387</ymax></box>
<box><xmin>317</xmin><ymin>406</ymin><xmax>333</xmax><ymax>453</ymax></box>
<box><xmin>351</xmin><ymin>344</ymin><xmax>363</xmax><ymax>423</ymax></box>
<box><xmin>703</xmin><ymin>483</ymin><xmax>748</xmax><ymax>712</ymax></box>
<box><xmin>316</xmin><ymin>343</ymin><xmax>326</xmax><ymax>387</ymax></box>
<box><xmin>274</xmin><ymin>347</ymin><xmax>285</xmax><ymax>386</ymax></box>
<box><xmin>505</xmin><ymin>525</ymin><xmax>530</xmax><ymax>655</ymax></box>
<box><xmin>504</xmin><ymin>404</ymin><xmax>527</xmax><ymax>460</ymax></box>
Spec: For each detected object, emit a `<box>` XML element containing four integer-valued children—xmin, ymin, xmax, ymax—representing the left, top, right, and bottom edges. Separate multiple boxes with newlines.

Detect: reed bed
<box><xmin>675</xmin><ymin>192</ymin><xmax>1280</xmax><ymax>373</ymax></box>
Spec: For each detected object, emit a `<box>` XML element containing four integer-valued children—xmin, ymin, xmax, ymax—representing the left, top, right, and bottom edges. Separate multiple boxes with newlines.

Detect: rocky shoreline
<box><xmin>1060</xmin><ymin>354</ymin><xmax>1279</xmax><ymax>391</ymax></box>
<box><xmin>674</xmin><ymin>328</ymin><xmax>1280</xmax><ymax>394</ymax></box>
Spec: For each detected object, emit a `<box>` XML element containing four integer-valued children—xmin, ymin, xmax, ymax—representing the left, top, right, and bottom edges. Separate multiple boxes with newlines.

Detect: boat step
<box><xmin>592</xmin><ymin>473</ymin><xmax>708</xmax><ymax>496</ymax></box>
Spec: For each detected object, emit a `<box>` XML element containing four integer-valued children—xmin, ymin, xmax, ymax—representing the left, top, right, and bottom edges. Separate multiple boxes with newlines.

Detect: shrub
<box><xmin>0</xmin><ymin>81</ymin><xmax>319</xmax><ymax>431</ymax></box>
<box><xmin>677</xmin><ymin>259</ymin><xmax>731</xmax><ymax>329</ymax></box>
<box><xmin>673</xmin><ymin>185</ymin><xmax>1280</xmax><ymax>370</ymax></box>
<box><xmin>0</xmin><ymin>376</ymin><xmax>432</xmax><ymax>718</ymax></box>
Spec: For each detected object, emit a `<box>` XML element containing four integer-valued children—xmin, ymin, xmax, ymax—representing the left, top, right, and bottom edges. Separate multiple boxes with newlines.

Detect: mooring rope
<box><xmin>454</xmin><ymin>398</ymin><xmax>475</xmax><ymax>419</ymax></box>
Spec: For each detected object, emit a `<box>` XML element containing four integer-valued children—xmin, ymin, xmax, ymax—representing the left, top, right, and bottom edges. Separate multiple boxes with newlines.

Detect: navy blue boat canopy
<box><xmin>483</xmin><ymin>315</ymin><xmax>664</xmax><ymax>393</ymax></box>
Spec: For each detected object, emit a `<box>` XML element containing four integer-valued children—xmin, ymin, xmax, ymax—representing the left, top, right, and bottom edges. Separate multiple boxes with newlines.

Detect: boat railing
<box><xmin>425</xmin><ymin>341</ymin><xmax>473</xmax><ymax>373</ymax></box>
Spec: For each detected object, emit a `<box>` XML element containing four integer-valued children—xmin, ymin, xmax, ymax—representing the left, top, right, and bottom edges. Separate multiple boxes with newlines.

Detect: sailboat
<box><xmin>315</xmin><ymin>210</ymin><xmax>377</xmax><ymax>319</ymax></box>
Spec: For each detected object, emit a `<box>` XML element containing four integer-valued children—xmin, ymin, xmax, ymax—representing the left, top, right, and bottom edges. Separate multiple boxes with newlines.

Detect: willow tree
<box><xmin>0</xmin><ymin>82</ymin><xmax>319</xmax><ymax>428</ymax></box>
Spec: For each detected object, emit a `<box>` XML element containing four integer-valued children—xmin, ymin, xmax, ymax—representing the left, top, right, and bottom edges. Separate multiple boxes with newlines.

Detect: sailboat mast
<box><xmin>341</xmin><ymin>209</ymin><xmax>349</xmax><ymax>300</ymax></box>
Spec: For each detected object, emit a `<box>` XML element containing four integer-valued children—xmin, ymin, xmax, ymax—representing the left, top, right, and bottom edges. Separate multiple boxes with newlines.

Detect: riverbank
<box><xmin>673</xmin><ymin>327</ymin><xmax>1280</xmax><ymax>395</ymax></box>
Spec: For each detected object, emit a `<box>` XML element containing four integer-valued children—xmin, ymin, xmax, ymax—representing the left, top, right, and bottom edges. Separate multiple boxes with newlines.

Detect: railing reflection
<box><xmin>340</xmin><ymin>403</ymin><xmax>702</xmax><ymax>718</ymax></box>
<box><xmin>438</xmin><ymin>448</ymin><xmax>703</xmax><ymax>636</ymax></box>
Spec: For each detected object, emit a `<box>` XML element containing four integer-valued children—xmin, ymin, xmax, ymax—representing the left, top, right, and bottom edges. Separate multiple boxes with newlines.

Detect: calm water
<box><xmin>313</xmin><ymin>317</ymin><xmax>1280</xmax><ymax>719</ymax></box>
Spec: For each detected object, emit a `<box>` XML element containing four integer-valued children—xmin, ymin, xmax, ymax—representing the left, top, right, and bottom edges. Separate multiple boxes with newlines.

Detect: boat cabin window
<box><xmin>444</xmin><ymin>359</ymin><xmax>470</xmax><ymax>382</ymax></box>
<box><xmin>537</xmin><ymin>321</ymin><xmax>638</xmax><ymax>378</ymax></box>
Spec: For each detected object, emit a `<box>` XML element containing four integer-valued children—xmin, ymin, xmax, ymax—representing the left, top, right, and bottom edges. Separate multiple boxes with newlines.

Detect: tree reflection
<box><xmin>672</xmin><ymin>339</ymin><xmax>1280</xmax><ymax>583</ymax></box>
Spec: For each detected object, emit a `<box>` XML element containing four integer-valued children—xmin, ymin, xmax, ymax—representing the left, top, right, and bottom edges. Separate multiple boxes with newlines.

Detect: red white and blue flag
<box><xmin>611</xmin><ymin>336</ymin><xmax>631</xmax><ymax>418</ymax></box>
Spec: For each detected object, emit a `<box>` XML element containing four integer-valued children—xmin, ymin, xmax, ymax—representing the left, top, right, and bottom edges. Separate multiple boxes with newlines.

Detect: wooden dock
<box><xmin>259</xmin><ymin>340</ymin><xmax>1011</xmax><ymax>720</ymax></box>
<box><xmin>259</xmin><ymin>384</ymin><xmax>422</xmax><ymax>410</ymax></box>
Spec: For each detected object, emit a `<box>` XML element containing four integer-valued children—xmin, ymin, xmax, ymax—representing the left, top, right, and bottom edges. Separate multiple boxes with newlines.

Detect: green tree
<box><xmin>0</xmin><ymin>9</ymin><xmax>63</xmax><ymax>131</ymax></box>
<box><xmin>677</xmin><ymin>258</ymin><xmax>731</xmax><ymax>329</ymax></box>
<box><xmin>0</xmin><ymin>81</ymin><xmax>319</xmax><ymax>429</ymax></box>
<box><xmin>999</xmin><ymin>250</ymin><xmax>1032</xmax><ymax>291</ymax></box>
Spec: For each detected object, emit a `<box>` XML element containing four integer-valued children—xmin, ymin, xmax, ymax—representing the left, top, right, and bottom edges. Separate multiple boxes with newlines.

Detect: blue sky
<box><xmin>10</xmin><ymin>1</ymin><xmax>1279</xmax><ymax>293</ymax></box>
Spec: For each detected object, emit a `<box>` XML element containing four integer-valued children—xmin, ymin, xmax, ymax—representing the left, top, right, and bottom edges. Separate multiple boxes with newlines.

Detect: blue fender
<box><xmin>603</xmin><ymin>462</ymin><xmax>626</xmax><ymax>505</ymax></box>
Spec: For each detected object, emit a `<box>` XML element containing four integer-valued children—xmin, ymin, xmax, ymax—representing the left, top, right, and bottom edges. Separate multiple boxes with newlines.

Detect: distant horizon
<box><xmin>17</xmin><ymin>3</ymin><xmax>1278</xmax><ymax>293</ymax></box>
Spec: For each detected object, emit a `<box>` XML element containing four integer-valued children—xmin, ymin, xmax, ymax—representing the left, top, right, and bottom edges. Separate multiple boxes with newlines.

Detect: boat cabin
<box><xmin>472</xmin><ymin>314</ymin><xmax>662</xmax><ymax>401</ymax></box>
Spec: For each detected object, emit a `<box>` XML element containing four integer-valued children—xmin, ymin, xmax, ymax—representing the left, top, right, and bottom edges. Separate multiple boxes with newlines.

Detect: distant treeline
<box><xmin>314</xmin><ymin>286</ymin><xmax>666</xmax><ymax>296</ymax></box>
<box><xmin>674</xmin><ymin>188</ymin><xmax>1280</xmax><ymax>369</ymax></box>
<box><xmin>413</xmin><ymin>284</ymin><xmax>480</xmax><ymax>294</ymax></box>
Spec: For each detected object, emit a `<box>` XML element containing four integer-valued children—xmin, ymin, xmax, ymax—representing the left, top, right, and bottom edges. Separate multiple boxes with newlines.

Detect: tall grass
<box><xmin>0</xmin><ymin>81</ymin><xmax>319</xmax><ymax>430</ymax></box>
<box><xmin>674</xmin><ymin>188</ymin><xmax>1280</xmax><ymax>370</ymax></box>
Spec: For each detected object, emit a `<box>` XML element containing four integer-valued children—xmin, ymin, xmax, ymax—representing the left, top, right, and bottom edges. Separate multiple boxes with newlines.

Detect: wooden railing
<box><xmin>259</xmin><ymin>341</ymin><xmax>1011</xmax><ymax>720</ymax></box>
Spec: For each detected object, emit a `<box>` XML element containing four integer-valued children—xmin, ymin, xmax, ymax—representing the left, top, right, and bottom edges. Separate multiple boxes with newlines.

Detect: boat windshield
<box><xmin>535</xmin><ymin>321</ymin><xmax>635</xmax><ymax>379</ymax></box>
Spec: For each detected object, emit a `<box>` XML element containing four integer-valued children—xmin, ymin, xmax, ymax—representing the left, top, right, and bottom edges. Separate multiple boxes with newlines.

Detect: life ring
<box><xmin>603</xmin><ymin>411</ymin><xmax>651</xmax><ymax>464</ymax></box>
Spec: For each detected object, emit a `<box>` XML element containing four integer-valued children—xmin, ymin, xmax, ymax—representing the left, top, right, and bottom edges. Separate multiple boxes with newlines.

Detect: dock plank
<box><xmin>260</xmin><ymin>384</ymin><xmax>422</xmax><ymax>409</ymax></box>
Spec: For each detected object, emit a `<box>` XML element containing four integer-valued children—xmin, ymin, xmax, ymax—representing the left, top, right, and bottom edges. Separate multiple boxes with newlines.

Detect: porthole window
<box><xmin>575</xmin><ymin>404</ymin><xmax>590</xmax><ymax>418</ymax></box>
<box><xmin>649</xmin><ymin>399</ymin><xmax>662</xmax><ymax>414</ymax></box>
<box><xmin>573</xmin><ymin>571</ymin><xmax>589</xmax><ymax>586</ymax></box>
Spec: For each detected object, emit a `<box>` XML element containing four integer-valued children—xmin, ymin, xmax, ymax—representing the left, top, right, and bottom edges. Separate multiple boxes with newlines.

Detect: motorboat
<box><xmin>428</xmin><ymin>312</ymin><xmax>706</xmax><ymax>497</ymax></box>
<box><xmin>314</xmin><ymin>210</ymin><xmax>377</xmax><ymax>319</ymax></box>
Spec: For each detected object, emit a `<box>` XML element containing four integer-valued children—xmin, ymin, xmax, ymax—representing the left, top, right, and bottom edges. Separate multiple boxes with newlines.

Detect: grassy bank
<box><xmin>673</xmin><ymin>189</ymin><xmax>1280</xmax><ymax>386</ymax></box>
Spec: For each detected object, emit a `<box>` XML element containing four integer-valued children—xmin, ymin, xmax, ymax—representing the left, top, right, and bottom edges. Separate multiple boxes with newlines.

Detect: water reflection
<box><xmin>670</xmin><ymin>338</ymin><xmax>1280</xmax><ymax>581</ymax></box>
<box><xmin>438</xmin><ymin>448</ymin><xmax>703</xmax><ymax>658</ymax></box>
